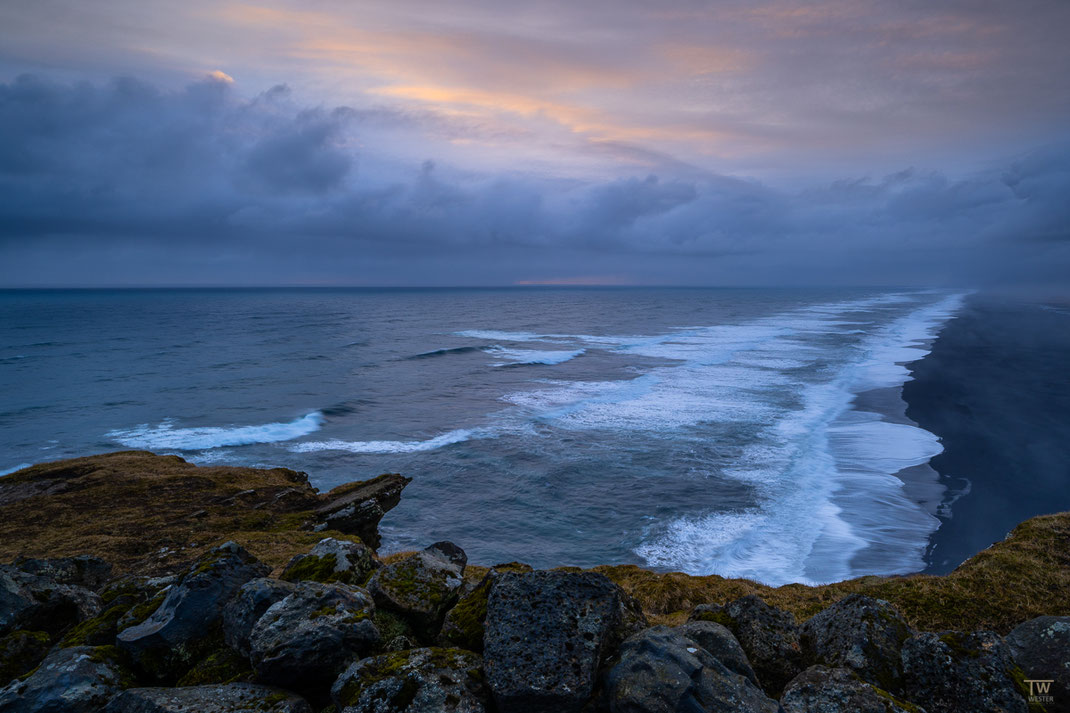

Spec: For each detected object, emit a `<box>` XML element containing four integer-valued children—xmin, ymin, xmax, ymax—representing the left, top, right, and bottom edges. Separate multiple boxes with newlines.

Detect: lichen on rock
<box><xmin>331</xmin><ymin>647</ymin><xmax>487</xmax><ymax>713</ymax></box>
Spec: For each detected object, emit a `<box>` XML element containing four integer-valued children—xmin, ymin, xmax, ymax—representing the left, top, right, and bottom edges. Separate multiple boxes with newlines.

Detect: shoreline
<box><xmin>903</xmin><ymin>293</ymin><xmax>1070</xmax><ymax>574</ymax></box>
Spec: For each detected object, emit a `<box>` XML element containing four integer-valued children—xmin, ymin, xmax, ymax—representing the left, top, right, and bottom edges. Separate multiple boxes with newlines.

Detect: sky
<box><xmin>1</xmin><ymin>0</ymin><xmax>1069</xmax><ymax>288</ymax></box>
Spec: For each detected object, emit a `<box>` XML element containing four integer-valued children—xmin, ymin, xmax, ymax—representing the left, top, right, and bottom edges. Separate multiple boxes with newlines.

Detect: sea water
<box><xmin>0</xmin><ymin>287</ymin><xmax>965</xmax><ymax>584</ymax></box>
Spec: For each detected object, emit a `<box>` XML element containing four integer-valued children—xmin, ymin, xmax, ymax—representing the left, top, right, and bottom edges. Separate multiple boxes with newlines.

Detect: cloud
<box><xmin>0</xmin><ymin>73</ymin><xmax>1068</xmax><ymax>288</ymax></box>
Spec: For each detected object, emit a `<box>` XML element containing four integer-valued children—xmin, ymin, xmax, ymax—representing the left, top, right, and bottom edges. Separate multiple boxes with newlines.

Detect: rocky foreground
<box><xmin>1</xmin><ymin>452</ymin><xmax>1069</xmax><ymax>713</ymax></box>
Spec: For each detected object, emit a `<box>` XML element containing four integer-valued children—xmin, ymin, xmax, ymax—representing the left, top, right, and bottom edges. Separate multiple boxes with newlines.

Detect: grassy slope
<box><xmin>0</xmin><ymin>451</ymin><xmax>365</xmax><ymax>575</ymax></box>
<box><xmin>2</xmin><ymin>451</ymin><xmax>1067</xmax><ymax>632</ymax></box>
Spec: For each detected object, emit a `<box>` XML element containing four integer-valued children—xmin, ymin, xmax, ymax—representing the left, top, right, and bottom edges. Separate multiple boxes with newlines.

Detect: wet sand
<box><xmin>902</xmin><ymin>294</ymin><xmax>1070</xmax><ymax>573</ymax></box>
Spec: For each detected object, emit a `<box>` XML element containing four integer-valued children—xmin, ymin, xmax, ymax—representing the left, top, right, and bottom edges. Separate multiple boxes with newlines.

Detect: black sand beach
<box><xmin>904</xmin><ymin>294</ymin><xmax>1070</xmax><ymax>574</ymax></box>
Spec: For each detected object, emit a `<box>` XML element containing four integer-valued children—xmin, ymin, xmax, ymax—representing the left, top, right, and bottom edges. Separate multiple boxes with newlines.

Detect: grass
<box><xmin>590</xmin><ymin>511</ymin><xmax>1070</xmax><ymax>634</ymax></box>
<box><xmin>0</xmin><ymin>451</ymin><xmax>370</xmax><ymax>574</ymax></box>
<box><xmin>2</xmin><ymin>451</ymin><xmax>1068</xmax><ymax>635</ymax></box>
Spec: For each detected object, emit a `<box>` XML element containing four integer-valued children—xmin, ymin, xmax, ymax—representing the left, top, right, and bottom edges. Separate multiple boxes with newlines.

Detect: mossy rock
<box><xmin>116</xmin><ymin>591</ymin><xmax>167</xmax><ymax>631</ymax></box>
<box><xmin>280</xmin><ymin>540</ymin><xmax>377</xmax><ymax>587</ymax></box>
<box><xmin>368</xmin><ymin>543</ymin><xmax>467</xmax><ymax>639</ymax></box>
<box><xmin>0</xmin><ymin>630</ymin><xmax>50</xmax><ymax>686</ymax></box>
<box><xmin>60</xmin><ymin>603</ymin><xmax>131</xmax><ymax>647</ymax></box>
<box><xmin>175</xmin><ymin>646</ymin><xmax>255</xmax><ymax>686</ymax></box>
<box><xmin>372</xmin><ymin>609</ymin><xmax>416</xmax><ymax>647</ymax></box>
<box><xmin>332</xmin><ymin>647</ymin><xmax>486</xmax><ymax>712</ymax></box>
<box><xmin>439</xmin><ymin>576</ymin><xmax>493</xmax><ymax>652</ymax></box>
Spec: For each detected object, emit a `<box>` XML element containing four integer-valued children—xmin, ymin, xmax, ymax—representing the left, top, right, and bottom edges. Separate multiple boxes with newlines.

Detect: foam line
<box><xmin>106</xmin><ymin>412</ymin><xmax>324</xmax><ymax>450</ymax></box>
<box><xmin>486</xmin><ymin>347</ymin><xmax>586</xmax><ymax>366</ymax></box>
<box><xmin>634</xmin><ymin>292</ymin><xmax>967</xmax><ymax>584</ymax></box>
<box><xmin>289</xmin><ymin>428</ymin><xmax>479</xmax><ymax>454</ymax></box>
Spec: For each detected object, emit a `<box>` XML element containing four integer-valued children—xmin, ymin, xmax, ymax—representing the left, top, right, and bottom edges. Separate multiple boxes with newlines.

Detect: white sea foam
<box><xmin>106</xmin><ymin>412</ymin><xmax>324</xmax><ymax>450</ymax></box>
<box><xmin>0</xmin><ymin>463</ymin><xmax>32</xmax><ymax>477</ymax></box>
<box><xmin>454</xmin><ymin>330</ymin><xmax>561</xmax><ymax>342</ymax></box>
<box><xmin>635</xmin><ymin>291</ymin><xmax>967</xmax><ymax>584</ymax></box>
<box><xmin>486</xmin><ymin>347</ymin><xmax>586</xmax><ymax>366</ymax></box>
<box><xmin>290</xmin><ymin>428</ymin><xmax>481</xmax><ymax>454</ymax></box>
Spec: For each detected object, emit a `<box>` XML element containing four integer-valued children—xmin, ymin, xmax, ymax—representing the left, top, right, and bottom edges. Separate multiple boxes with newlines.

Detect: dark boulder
<box><xmin>59</xmin><ymin>577</ymin><xmax>171</xmax><ymax>649</ymax></box>
<box><xmin>483</xmin><ymin>570</ymin><xmax>647</xmax><ymax>713</ymax></box>
<box><xmin>781</xmin><ymin>665</ymin><xmax>924</xmax><ymax>713</ymax></box>
<box><xmin>801</xmin><ymin>594</ymin><xmax>912</xmax><ymax>692</ymax></box>
<box><xmin>331</xmin><ymin>647</ymin><xmax>488</xmax><ymax>713</ymax></box>
<box><xmin>103</xmin><ymin>683</ymin><xmax>311</xmax><ymax>713</ymax></box>
<box><xmin>690</xmin><ymin>595</ymin><xmax>804</xmax><ymax>697</ymax></box>
<box><xmin>113</xmin><ymin>581</ymin><xmax>175</xmax><ymax>635</ymax></box>
<box><xmin>248</xmin><ymin>581</ymin><xmax>379</xmax><ymax>695</ymax></box>
<box><xmin>439</xmin><ymin>563</ymin><xmax>533</xmax><ymax>653</ymax></box>
<box><xmin>1006</xmin><ymin>615</ymin><xmax>1070</xmax><ymax>712</ymax></box>
<box><xmin>0</xmin><ymin>645</ymin><xmax>128</xmax><ymax>713</ymax></box>
<box><xmin>0</xmin><ymin>564</ymin><xmax>102</xmax><ymax>637</ymax></box>
<box><xmin>12</xmin><ymin>556</ymin><xmax>112</xmax><ymax>591</ymax></box>
<box><xmin>900</xmin><ymin>631</ymin><xmax>1026</xmax><ymax>713</ymax></box>
<box><xmin>116</xmin><ymin>542</ymin><xmax>268</xmax><ymax>682</ymax></box>
<box><xmin>222</xmin><ymin>578</ymin><xmax>296</xmax><ymax>658</ymax></box>
<box><xmin>368</xmin><ymin>542</ymin><xmax>467</xmax><ymax>637</ymax></box>
<box><xmin>281</xmin><ymin>538</ymin><xmax>378</xmax><ymax>586</ymax></box>
<box><xmin>604</xmin><ymin>626</ymin><xmax>780</xmax><ymax>713</ymax></box>
<box><xmin>315</xmin><ymin>474</ymin><xmax>411</xmax><ymax>549</ymax></box>
<box><xmin>0</xmin><ymin>630</ymin><xmax>50</xmax><ymax>686</ymax></box>
<box><xmin>675</xmin><ymin>619</ymin><xmax>759</xmax><ymax>685</ymax></box>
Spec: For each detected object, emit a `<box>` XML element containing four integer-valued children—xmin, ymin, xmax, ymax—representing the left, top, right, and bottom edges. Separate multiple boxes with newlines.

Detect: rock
<box><xmin>222</xmin><ymin>578</ymin><xmax>296</xmax><ymax>658</ymax></box>
<box><xmin>281</xmin><ymin>538</ymin><xmax>378</xmax><ymax>586</ymax></box>
<box><xmin>12</xmin><ymin>556</ymin><xmax>113</xmax><ymax>591</ymax></box>
<box><xmin>1006</xmin><ymin>615</ymin><xmax>1070</xmax><ymax>712</ymax></box>
<box><xmin>368</xmin><ymin>542</ymin><xmax>467</xmax><ymax>637</ymax></box>
<box><xmin>439</xmin><ymin>563</ymin><xmax>534</xmax><ymax>653</ymax></box>
<box><xmin>248</xmin><ymin>581</ymin><xmax>379</xmax><ymax>695</ymax></box>
<box><xmin>675</xmin><ymin>620</ymin><xmax>759</xmax><ymax>685</ymax></box>
<box><xmin>483</xmin><ymin>570</ymin><xmax>647</xmax><ymax>713</ymax></box>
<box><xmin>113</xmin><ymin>582</ymin><xmax>174</xmax><ymax>634</ymax></box>
<box><xmin>801</xmin><ymin>594</ymin><xmax>913</xmax><ymax>692</ymax></box>
<box><xmin>0</xmin><ymin>630</ymin><xmax>50</xmax><ymax>686</ymax></box>
<box><xmin>0</xmin><ymin>645</ymin><xmax>127</xmax><ymax>713</ymax></box>
<box><xmin>690</xmin><ymin>595</ymin><xmax>804</xmax><ymax>696</ymax></box>
<box><xmin>116</xmin><ymin>541</ymin><xmax>268</xmax><ymax>682</ymax></box>
<box><xmin>900</xmin><ymin>631</ymin><xmax>1026</xmax><ymax>713</ymax></box>
<box><xmin>331</xmin><ymin>647</ymin><xmax>487</xmax><ymax>713</ymax></box>
<box><xmin>103</xmin><ymin>683</ymin><xmax>311</xmax><ymax>713</ymax></box>
<box><xmin>604</xmin><ymin>626</ymin><xmax>780</xmax><ymax>713</ymax></box>
<box><xmin>60</xmin><ymin>578</ymin><xmax>170</xmax><ymax>649</ymax></box>
<box><xmin>0</xmin><ymin>564</ymin><xmax>102</xmax><ymax>637</ymax></box>
<box><xmin>173</xmin><ymin>646</ymin><xmax>254</xmax><ymax>687</ymax></box>
<box><xmin>781</xmin><ymin>665</ymin><xmax>924</xmax><ymax>713</ymax></box>
<box><xmin>315</xmin><ymin>474</ymin><xmax>411</xmax><ymax>548</ymax></box>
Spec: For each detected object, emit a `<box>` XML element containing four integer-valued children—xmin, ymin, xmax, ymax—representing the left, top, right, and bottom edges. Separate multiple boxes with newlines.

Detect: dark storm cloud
<box><xmin>0</xmin><ymin>73</ymin><xmax>1068</xmax><ymax>287</ymax></box>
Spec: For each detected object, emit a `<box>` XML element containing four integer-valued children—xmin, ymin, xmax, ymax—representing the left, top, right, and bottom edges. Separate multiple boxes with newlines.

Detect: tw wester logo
<box><xmin>1024</xmin><ymin>679</ymin><xmax>1054</xmax><ymax>705</ymax></box>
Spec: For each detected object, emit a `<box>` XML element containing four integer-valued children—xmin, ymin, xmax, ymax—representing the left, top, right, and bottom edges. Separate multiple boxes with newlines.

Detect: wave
<box><xmin>0</xmin><ymin>463</ymin><xmax>32</xmax><ymax>477</ymax></box>
<box><xmin>408</xmin><ymin>345</ymin><xmax>492</xmax><ymax>359</ymax></box>
<box><xmin>486</xmin><ymin>347</ymin><xmax>586</xmax><ymax>366</ymax></box>
<box><xmin>289</xmin><ymin>428</ymin><xmax>480</xmax><ymax>454</ymax></box>
<box><xmin>106</xmin><ymin>412</ymin><xmax>324</xmax><ymax>450</ymax></box>
<box><xmin>633</xmin><ymin>292</ymin><xmax>967</xmax><ymax>585</ymax></box>
<box><xmin>454</xmin><ymin>329</ymin><xmax>561</xmax><ymax>342</ymax></box>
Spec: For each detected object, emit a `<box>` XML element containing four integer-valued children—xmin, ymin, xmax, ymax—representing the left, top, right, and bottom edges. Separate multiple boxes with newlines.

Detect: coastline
<box><xmin>3</xmin><ymin>453</ymin><xmax>1067</xmax><ymax>711</ymax></box>
<box><xmin>903</xmin><ymin>293</ymin><xmax>1070</xmax><ymax>574</ymax></box>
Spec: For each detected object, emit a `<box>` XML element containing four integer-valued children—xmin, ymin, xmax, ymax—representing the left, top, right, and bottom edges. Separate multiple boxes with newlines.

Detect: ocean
<box><xmin>0</xmin><ymin>287</ymin><xmax>970</xmax><ymax>585</ymax></box>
